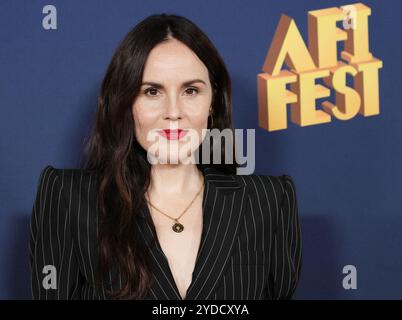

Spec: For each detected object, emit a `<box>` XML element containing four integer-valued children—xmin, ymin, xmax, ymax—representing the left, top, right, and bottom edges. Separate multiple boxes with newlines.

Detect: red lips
<box><xmin>157</xmin><ymin>129</ymin><xmax>188</xmax><ymax>140</ymax></box>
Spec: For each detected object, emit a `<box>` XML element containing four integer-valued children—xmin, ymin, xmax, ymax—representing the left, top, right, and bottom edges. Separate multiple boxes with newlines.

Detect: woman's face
<box><xmin>132</xmin><ymin>38</ymin><xmax>213</xmax><ymax>165</ymax></box>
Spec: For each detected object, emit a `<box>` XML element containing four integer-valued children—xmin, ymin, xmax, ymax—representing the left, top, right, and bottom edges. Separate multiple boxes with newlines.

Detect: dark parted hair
<box><xmin>79</xmin><ymin>13</ymin><xmax>238</xmax><ymax>299</ymax></box>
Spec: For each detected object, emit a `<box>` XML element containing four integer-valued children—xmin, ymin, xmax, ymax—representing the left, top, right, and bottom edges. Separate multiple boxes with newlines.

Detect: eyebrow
<box><xmin>141</xmin><ymin>79</ymin><xmax>207</xmax><ymax>88</ymax></box>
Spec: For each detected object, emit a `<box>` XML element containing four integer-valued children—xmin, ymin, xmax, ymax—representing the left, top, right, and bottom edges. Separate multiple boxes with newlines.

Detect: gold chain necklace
<box><xmin>145</xmin><ymin>181</ymin><xmax>204</xmax><ymax>233</ymax></box>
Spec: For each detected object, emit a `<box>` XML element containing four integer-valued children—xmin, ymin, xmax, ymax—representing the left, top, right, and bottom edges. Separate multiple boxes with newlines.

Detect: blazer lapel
<box><xmin>135</xmin><ymin>209</ymin><xmax>182</xmax><ymax>299</ymax></box>
<box><xmin>136</xmin><ymin>165</ymin><xmax>249</xmax><ymax>300</ymax></box>
<box><xmin>186</xmin><ymin>165</ymin><xmax>248</xmax><ymax>300</ymax></box>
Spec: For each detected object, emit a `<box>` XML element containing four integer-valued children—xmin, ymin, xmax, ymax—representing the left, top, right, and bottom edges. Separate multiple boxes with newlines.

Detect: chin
<box><xmin>146</xmin><ymin>151</ymin><xmax>196</xmax><ymax>165</ymax></box>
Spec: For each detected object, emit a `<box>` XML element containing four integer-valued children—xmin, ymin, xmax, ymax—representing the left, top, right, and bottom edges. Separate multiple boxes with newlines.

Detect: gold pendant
<box><xmin>172</xmin><ymin>222</ymin><xmax>184</xmax><ymax>233</ymax></box>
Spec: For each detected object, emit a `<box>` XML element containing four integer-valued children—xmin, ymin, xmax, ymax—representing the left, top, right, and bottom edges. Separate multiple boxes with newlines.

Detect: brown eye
<box><xmin>144</xmin><ymin>87</ymin><xmax>159</xmax><ymax>96</ymax></box>
<box><xmin>184</xmin><ymin>87</ymin><xmax>198</xmax><ymax>95</ymax></box>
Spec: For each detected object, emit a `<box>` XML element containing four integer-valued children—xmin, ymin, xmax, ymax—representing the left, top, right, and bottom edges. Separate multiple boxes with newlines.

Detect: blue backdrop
<box><xmin>0</xmin><ymin>0</ymin><xmax>401</xmax><ymax>299</ymax></box>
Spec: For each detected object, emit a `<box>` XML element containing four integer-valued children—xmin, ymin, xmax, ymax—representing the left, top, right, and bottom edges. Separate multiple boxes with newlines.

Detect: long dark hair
<box><xmin>79</xmin><ymin>13</ymin><xmax>238</xmax><ymax>299</ymax></box>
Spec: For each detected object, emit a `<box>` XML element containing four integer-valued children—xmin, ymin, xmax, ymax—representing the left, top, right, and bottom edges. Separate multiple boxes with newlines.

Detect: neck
<box><xmin>148</xmin><ymin>163</ymin><xmax>204</xmax><ymax>197</ymax></box>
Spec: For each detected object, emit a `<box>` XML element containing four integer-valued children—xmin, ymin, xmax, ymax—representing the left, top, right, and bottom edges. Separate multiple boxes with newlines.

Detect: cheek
<box><xmin>188</xmin><ymin>108</ymin><xmax>208</xmax><ymax>121</ymax></box>
<box><xmin>132</xmin><ymin>104</ymin><xmax>159</xmax><ymax>142</ymax></box>
<box><xmin>183</xmin><ymin>100</ymin><xmax>211</xmax><ymax>127</ymax></box>
<box><xmin>195</xmin><ymin>109</ymin><xmax>210</xmax><ymax>130</ymax></box>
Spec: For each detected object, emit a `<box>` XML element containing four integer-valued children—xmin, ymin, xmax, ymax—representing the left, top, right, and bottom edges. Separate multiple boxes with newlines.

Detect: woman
<box><xmin>29</xmin><ymin>14</ymin><xmax>302</xmax><ymax>300</ymax></box>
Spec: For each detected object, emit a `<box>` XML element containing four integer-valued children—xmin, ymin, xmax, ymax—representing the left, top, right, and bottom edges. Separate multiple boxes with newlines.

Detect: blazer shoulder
<box><xmin>35</xmin><ymin>165</ymin><xmax>100</xmax><ymax>210</ymax></box>
<box><xmin>37</xmin><ymin>165</ymin><xmax>99</xmax><ymax>185</ymax></box>
<box><xmin>235</xmin><ymin>172</ymin><xmax>295</xmax><ymax>189</ymax></box>
<box><xmin>34</xmin><ymin>165</ymin><xmax>100</xmax><ymax>225</ymax></box>
<box><xmin>235</xmin><ymin>173</ymin><xmax>297</xmax><ymax>205</ymax></box>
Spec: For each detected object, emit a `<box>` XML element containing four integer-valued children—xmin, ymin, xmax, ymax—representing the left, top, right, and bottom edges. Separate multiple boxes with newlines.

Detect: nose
<box><xmin>164</xmin><ymin>92</ymin><xmax>182</xmax><ymax>121</ymax></box>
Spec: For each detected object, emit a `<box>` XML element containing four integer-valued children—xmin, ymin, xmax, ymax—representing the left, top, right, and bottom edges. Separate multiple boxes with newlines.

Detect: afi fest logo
<box><xmin>258</xmin><ymin>3</ymin><xmax>383</xmax><ymax>132</ymax></box>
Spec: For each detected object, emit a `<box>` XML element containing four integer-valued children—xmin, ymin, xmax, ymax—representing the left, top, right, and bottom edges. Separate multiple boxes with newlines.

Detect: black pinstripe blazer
<box><xmin>29</xmin><ymin>164</ymin><xmax>302</xmax><ymax>300</ymax></box>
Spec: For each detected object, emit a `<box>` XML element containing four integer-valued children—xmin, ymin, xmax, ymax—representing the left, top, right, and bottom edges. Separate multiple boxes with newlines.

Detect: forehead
<box><xmin>142</xmin><ymin>38</ymin><xmax>209</xmax><ymax>83</ymax></box>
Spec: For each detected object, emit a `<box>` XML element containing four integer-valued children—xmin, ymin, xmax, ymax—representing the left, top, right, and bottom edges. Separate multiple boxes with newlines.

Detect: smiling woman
<box><xmin>132</xmin><ymin>37</ymin><xmax>213</xmax><ymax>165</ymax></box>
<box><xmin>29</xmin><ymin>13</ymin><xmax>302</xmax><ymax>300</ymax></box>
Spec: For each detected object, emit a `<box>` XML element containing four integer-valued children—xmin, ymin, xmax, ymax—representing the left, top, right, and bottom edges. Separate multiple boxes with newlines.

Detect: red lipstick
<box><xmin>157</xmin><ymin>129</ymin><xmax>188</xmax><ymax>140</ymax></box>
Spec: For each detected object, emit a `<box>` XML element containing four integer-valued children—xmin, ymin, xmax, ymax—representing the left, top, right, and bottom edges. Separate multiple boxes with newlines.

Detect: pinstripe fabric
<box><xmin>29</xmin><ymin>164</ymin><xmax>302</xmax><ymax>300</ymax></box>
